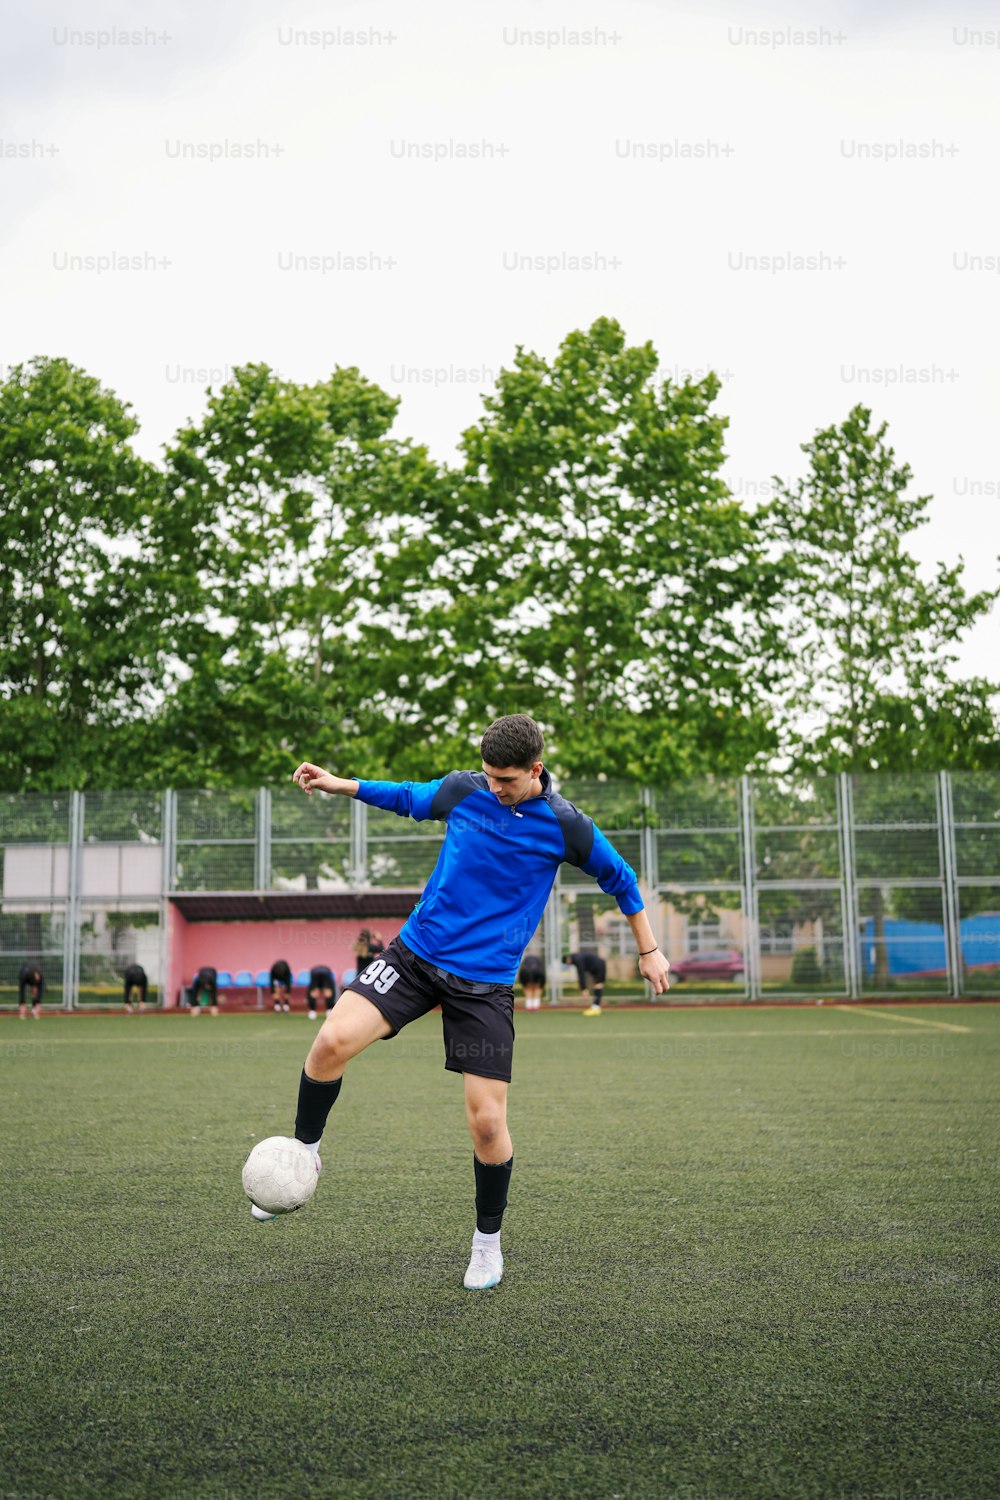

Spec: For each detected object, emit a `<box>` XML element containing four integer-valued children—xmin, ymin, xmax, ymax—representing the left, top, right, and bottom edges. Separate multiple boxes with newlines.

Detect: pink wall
<box><xmin>166</xmin><ymin>901</ymin><xmax>188</xmax><ymax>1010</ymax></box>
<box><xmin>167</xmin><ymin>915</ymin><xmax>404</xmax><ymax>1006</ymax></box>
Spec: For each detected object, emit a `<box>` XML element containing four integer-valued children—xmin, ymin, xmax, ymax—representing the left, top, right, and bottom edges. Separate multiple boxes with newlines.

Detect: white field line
<box><xmin>0</xmin><ymin>1026</ymin><xmax>968</xmax><ymax>1047</ymax></box>
<box><xmin>833</xmin><ymin>1005</ymin><xmax>970</xmax><ymax>1034</ymax></box>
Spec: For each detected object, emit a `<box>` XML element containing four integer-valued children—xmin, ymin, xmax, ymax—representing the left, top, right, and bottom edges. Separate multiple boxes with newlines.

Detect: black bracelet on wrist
<box><xmin>638</xmin><ymin>945</ymin><xmax>659</xmax><ymax>957</ymax></box>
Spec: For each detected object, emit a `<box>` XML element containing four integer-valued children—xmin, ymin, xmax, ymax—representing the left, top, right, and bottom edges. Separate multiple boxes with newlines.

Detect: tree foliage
<box><xmin>1</xmin><ymin>351</ymin><xmax>997</xmax><ymax>794</ymax></box>
<box><xmin>0</xmin><ymin>358</ymin><xmax>162</xmax><ymax>788</ymax></box>
<box><xmin>359</xmin><ymin>318</ymin><xmax>782</xmax><ymax>779</ymax></box>
<box><xmin>767</xmin><ymin>405</ymin><xmax>1000</xmax><ymax>773</ymax></box>
<box><xmin>153</xmin><ymin>363</ymin><xmax>443</xmax><ymax>783</ymax></box>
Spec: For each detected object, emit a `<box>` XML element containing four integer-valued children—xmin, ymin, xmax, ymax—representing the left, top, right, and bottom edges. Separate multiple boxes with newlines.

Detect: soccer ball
<box><xmin>242</xmin><ymin>1136</ymin><xmax>319</xmax><ymax>1216</ymax></box>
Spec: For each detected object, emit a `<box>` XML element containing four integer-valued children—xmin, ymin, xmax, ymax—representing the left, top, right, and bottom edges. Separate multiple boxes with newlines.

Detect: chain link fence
<box><xmin>2</xmin><ymin>774</ymin><xmax>997</xmax><ymax>1007</ymax></box>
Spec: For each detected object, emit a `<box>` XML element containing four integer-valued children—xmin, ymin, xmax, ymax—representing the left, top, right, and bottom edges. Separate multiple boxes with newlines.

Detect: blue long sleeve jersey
<box><xmin>354</xmin><ymin>769</ymin><xmax>644</xmax><ymax>984</ymax></box>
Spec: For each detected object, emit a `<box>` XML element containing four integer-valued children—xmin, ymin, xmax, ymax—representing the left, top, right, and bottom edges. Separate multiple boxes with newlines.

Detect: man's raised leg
<box><xmin>463</xmin><ymin>1074</ymin><xmax>513</xmax><ymax>1290</ymax></box>
<box><xmin>251</xmin><ymin>990</ymin><xmax>392</xmax><ymax>1222</ymax></box>
<box><xmin>294</xmin><ymin>989</ymin><xmax>392</xmax><ymax>1146</ymax></box>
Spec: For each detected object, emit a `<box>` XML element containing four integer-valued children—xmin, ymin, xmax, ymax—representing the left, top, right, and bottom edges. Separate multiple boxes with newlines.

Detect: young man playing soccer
<box><xmin>280</xmin><ymin>715</ymin><xmax>671</xmax><ymax>1288</ymax></box>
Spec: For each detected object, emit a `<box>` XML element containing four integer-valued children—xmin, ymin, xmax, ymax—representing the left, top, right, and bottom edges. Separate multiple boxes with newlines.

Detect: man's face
<box><xmin>482</xmin><ymin>761</ymin><xmax>542</xmax><ymax>805</ymax></box>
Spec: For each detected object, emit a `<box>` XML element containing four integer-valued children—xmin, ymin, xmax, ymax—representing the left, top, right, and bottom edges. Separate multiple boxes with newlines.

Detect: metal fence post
<box><xmin>640</xmin><ymin>786</ymin><xmax>660</xmax><ymax>998</ymax></box>
<box><xmin>939</xmin><ymin>771</ymin><xmax>962</xmax><ymax>996</ymax></box>
<box><xmin>641</xmin><ymin>786</ymin><xmax>656</xmax><ymax>891</ymax></box>
<box><xmin>159</xmin><ymin>790</ymin><xmax>175</xmax><ymax>1009</ymax></box>
<box><xmin>838</xmin><ymin>774</ymin><xmax>861</xmax><ymax>999</ymax></box>
<box><xmin>64</xmin><ymin>791</ymin><xmax>84</xmax><ymax>1010</ymax></box>
<box><xmin>351</xmin><ymin>797</ymin><xmax>367</xmax><ymax>886</ymax></box>
<box><xmin>739</xmin><ymin>775</ymin><xmax>761</xmax><ymax>1000</ymax></box>
<box><xmin>544</xmin><ymin>871</ymin><xmax>563</xmax><ymax>1001</ymax></box>
<box><xmin>256</xmin><ymin>788</ymin><xmax>271</xmax><ymax>890</ymax></box>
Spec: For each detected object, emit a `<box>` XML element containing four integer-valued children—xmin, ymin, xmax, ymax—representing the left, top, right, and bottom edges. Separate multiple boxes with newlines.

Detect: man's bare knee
<box><xmin>469</xmin><ymin>1108</ymin><xmax>504</xmax><ymax>1149</ymax></box>
<box><xmin>304</xmin><ymin>991</ymin><xmax>391</xmax><ymax>1080</ymax></box>
<box><xmin>306</xmin><ymin>1029</ymin><xmax>348</xmax><ymax>1077</ymax></box>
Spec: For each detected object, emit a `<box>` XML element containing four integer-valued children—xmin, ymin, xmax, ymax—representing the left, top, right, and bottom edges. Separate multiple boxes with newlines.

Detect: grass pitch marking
<box><xmin>833</xmin><ymin>1004</ymin><xmax>970</xmax><ymax>1033</ymax></box>
<box><xmin>0</xmin><ymin>1025</ymin><xmax>965</xmax><ymax>1048</ymax></box>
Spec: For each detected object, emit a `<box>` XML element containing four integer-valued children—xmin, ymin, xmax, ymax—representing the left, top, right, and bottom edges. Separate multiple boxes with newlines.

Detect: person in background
<box><xmin>190</xmin><ymin>965</ymin><xmax>219</xmax><ymax>1016</ymax></box>
<box><xmin>367</xmin><ymin>930</ymin><xmax>386</xmax><ymax>961</ymax></box>
<box><xmin>307</xmin><ymin>965</ymin><xmax>338</xmax><ymax>1022</ymax></box>
<box><xmin>353</xmin><ymin>929</ymin><xmax>374</xmax><ymax>969</ymax></box>
<box><xmin>18</xmin><ymin>963</ymin><xmax>44</xmax><ymax>1019</ymax></box>
<box><xmin>518</xmin><ymin>953</ymin><xmax>546</xmax><ymax>1011</ymax></box>
<box><xmin>123</xmin><ymin>963</ymin><xmax>148</xmax><ymax>1015</ymax></box>
<box><xmin>562</xmin><ymin>949</ymin><xmax>607</xmax><ymax>1016</ymax></box>
<box><xmin>270</xmin><ymin>958</ymin><xmax>292</xmax><ymax>1013</ymax></box>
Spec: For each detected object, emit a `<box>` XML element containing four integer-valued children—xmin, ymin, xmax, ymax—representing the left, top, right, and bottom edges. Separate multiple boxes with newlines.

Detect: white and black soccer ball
<box><xmin>242</xmin><ymin>1136</ymin><xmax>318</xmax><ymax>1216</ymax></box>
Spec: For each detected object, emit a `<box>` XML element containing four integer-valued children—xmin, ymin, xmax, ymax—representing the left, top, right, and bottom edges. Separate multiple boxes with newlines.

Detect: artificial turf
<box><xmin>1</xmin><ymin>1004</ymin><xmax>997</xmax><ymax>1500</ymax></box>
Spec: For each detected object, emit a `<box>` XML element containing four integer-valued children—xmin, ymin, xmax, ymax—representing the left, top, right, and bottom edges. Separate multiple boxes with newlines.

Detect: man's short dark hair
<box><xmin>480</xmin><ymin>714</ymin><xmax>544</xmax><ymax>771</ymax></box>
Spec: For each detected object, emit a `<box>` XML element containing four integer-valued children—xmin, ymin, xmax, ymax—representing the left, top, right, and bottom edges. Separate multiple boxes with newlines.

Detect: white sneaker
<box><xmin>464</xmin><ymin>1243</ymin><xmax>504</xmax><ymax>1290</ymax></box>
<box><xmin>308</xmin><ymin>1010</ymin><xmax>317</xmax><ymax>1020</ymax></box>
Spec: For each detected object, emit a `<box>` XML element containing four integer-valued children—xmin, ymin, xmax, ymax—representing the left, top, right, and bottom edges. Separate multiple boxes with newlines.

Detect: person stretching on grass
<box><xmin>518</xmin><ymin>952</ymin><xmax>546</xmax><ymax>1010</ymax></box>
<box><xmin>563</xmin><ymin>948</ymin><xmax>607</xmax><ymax>1016</ymax></box>
<box><xmin>275</xmin><ymin>714</ymin><xmax>671</xmax><ymax>1289</ymax></box>
<box><xmin>18</xmin><ymin>963</ymin><xmax>44</xmax><ymax>1019</ymax></box>
<box><xmin>123</xmin><ymin>962</ymin><xmax>148</xmax><ymax>1014</ymax></box>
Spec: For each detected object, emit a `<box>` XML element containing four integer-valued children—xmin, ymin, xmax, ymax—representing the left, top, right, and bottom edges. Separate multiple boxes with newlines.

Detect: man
<box><xmin>563</xmin><ymin>949</ymin><xmax>607</xmax><ymax>1016</ymax></box>
<box><xmin>270</xmin><ymin>958</ymin><xmax>292</xmax><ymax>1013</ymax></box>
<box><xmin>518</xmin><ymin>952</ymin><xmax>546</xmax><ymax>1011</ymax></box>
<box><xmin>123</xmin><ymin>962</ymin><xmax>148</xmax><ymax>1015</ymax></box>
<box><xmin>276</xmin><ymin>714</ymin><xmax>671</xmax><ymax>1290</ymax></box>
<box><xmin>18</xmin><ymin>963</ymin><xmax>44</xmax><ymax>1019</ymax></box>
<box><xmin>189</xmin><ymin>965</ymin><xmax>219</xmax><ymax>1016</ymax></box>
<box><xmin>307</xmin><ymin>964</ymin><xmax>338</xmax><ymax>1022</ymax></box>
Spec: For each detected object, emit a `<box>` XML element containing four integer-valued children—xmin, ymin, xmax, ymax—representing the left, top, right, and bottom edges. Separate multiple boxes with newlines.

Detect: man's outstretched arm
<box><xmin>292</xmin><ymin>763</ymin><xmax>359</xmax><ymax>797</ymax></box>
<box><xmin>293</xmin><ymin>761</ymin><xmax>445</xmax><ymax>821</ymax></box>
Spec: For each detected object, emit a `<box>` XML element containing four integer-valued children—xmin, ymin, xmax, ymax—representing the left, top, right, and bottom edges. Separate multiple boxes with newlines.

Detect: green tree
<box><xmin>364</xmin><ymin>318</ymin><xmax>781</xmax><ymax>780</ymax></box>
<box><xmin>156</xmin><ymin>363</ymin><xmax>443</xmax><ymax>783</ymax></box>
<box><xmin>768</xmin><ymin>405</ymin><xmax>1000</xmax><ymax>773</ymax></box>
<box><xmin>0</xmin><ymin>358</ymin><xmax>162</xmax><ymax>789</ymax></box>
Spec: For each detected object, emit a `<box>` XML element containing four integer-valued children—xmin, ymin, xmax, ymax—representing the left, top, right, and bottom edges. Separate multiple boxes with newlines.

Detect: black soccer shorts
<box><xmin>345</xmin><ymin>936</ymin><xmax>515</xmax><ymax>1083</ymax></box>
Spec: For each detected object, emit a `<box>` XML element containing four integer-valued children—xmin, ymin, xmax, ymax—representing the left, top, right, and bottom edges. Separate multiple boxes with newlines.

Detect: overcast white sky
<box><xmin>3</xmin><ymin>0</ymin><xmax>999</xmax><ymax>678</ymax></box>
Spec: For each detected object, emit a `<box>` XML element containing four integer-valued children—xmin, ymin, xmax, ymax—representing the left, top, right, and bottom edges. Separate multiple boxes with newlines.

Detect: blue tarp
<box><xmin>860</xmin><ymin>913</ymin><xmax>1000</xmax><ymax>975</ymax></box>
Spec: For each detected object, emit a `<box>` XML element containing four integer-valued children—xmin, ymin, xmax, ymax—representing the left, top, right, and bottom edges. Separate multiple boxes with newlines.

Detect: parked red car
<box><xmin>668</xmin><ymin>949</ymin><xmax>745</xmax><ymax>983</ymax></box>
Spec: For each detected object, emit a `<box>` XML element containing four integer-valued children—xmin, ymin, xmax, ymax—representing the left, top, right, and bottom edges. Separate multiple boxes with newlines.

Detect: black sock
<box><xmin>593</xmin><ymin>986</ymin><xmax>603</xmax><ymax>1007</ymax></box>
<box><xmin>474</xmin><ymin>1154</ymin><xmax>513</xmax><ymax>1233</ymax></box>
<box><xmin>294</xmin><ymin>1070</ymin><xmax>342</xmax><ymax>1144</ymax></box>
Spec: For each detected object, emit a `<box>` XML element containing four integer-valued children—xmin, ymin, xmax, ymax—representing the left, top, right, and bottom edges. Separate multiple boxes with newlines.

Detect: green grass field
<box><xmin>2</xmin><ymin>1005</ymin><xmax>998</xmax><ymax>1500</ymax></box>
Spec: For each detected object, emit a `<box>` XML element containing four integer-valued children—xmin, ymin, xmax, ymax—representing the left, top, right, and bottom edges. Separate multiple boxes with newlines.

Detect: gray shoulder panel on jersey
<box><xmin>545</xmin><ymin>790</ymin><xmax>596</xmax><ymax>867</ymax></box>
<box><xmin>429</xmin><ymin>770</ymin><xmax>488</xmax><ymax>820</ymax></box>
